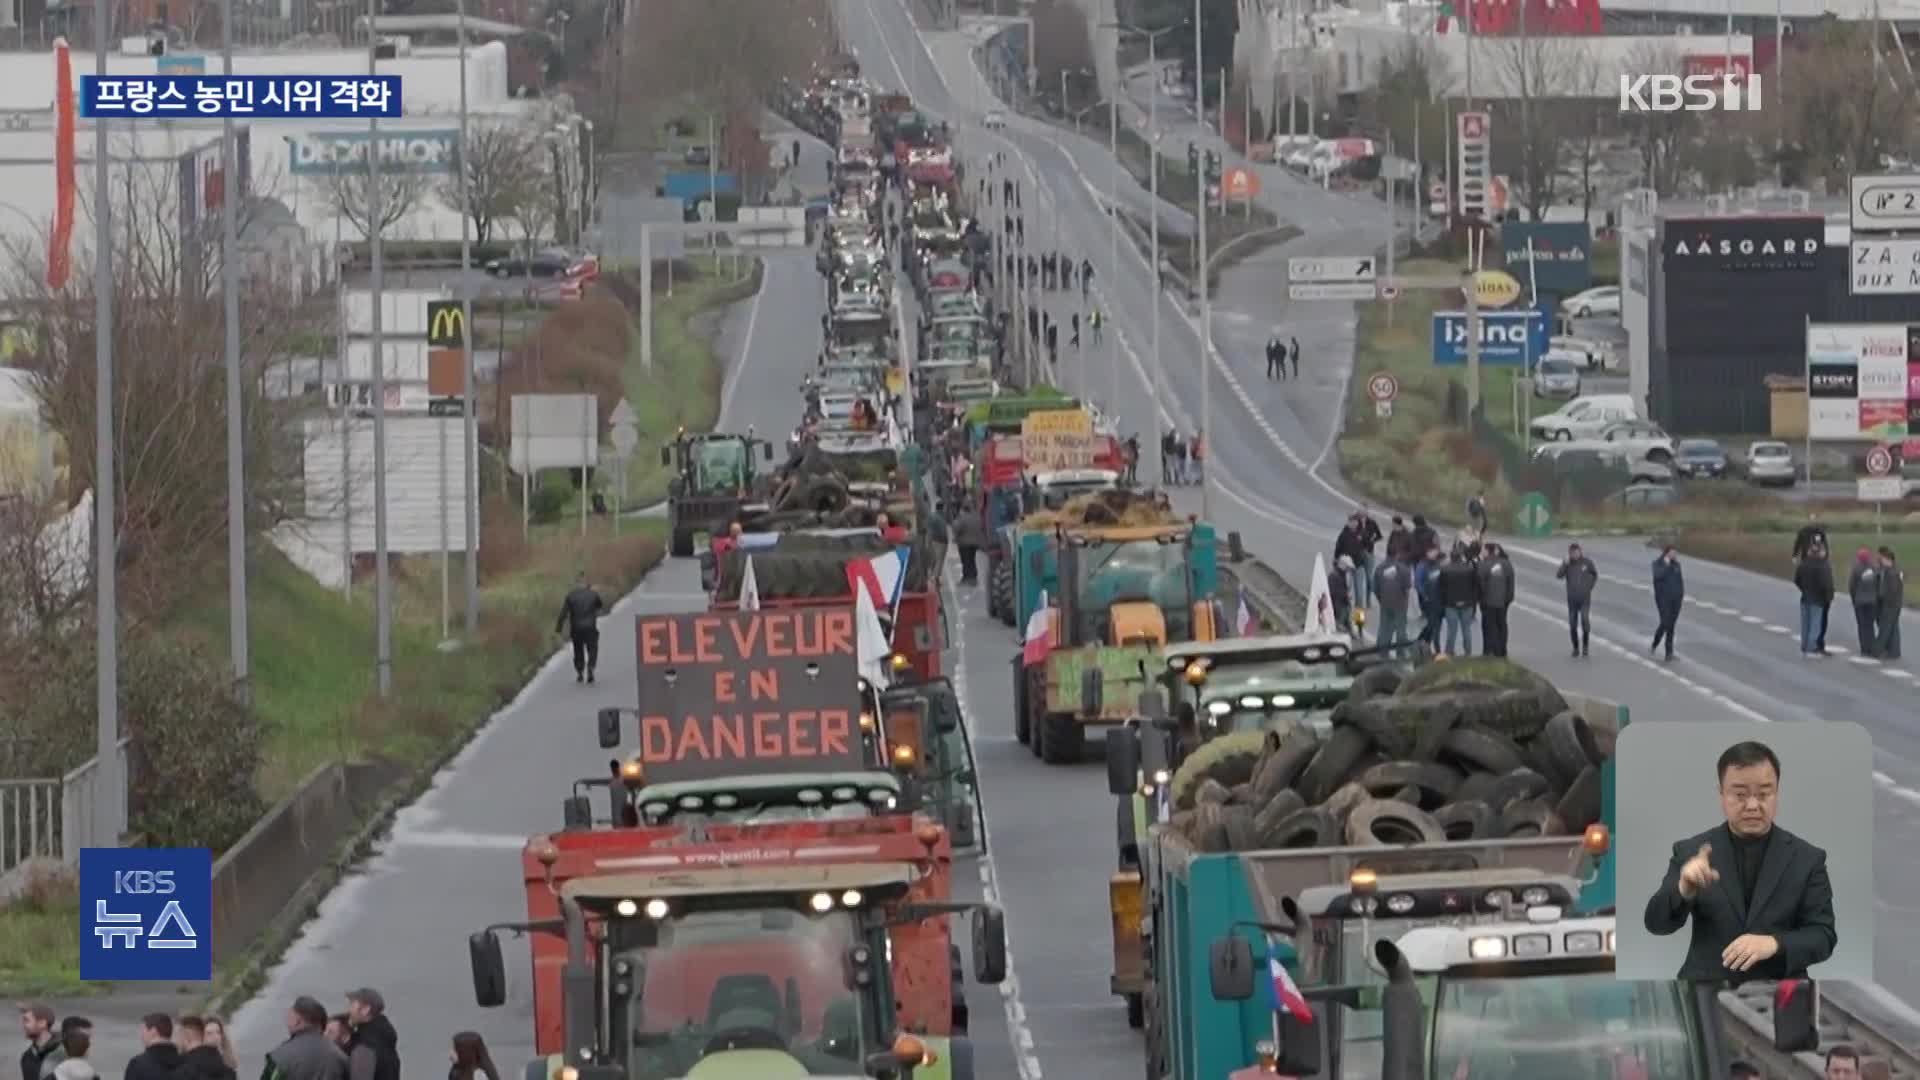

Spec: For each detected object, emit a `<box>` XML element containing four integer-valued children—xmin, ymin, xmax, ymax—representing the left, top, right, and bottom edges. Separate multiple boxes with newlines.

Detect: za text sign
<box><xmin>634</xmin><ymin>609</ymin><xmax>862</xmax><ymax>781</ymax></box>
<box><xmin>79</xmin><ymin>847</ymin><xmax>213</xmax><ymax>981</ymax></box>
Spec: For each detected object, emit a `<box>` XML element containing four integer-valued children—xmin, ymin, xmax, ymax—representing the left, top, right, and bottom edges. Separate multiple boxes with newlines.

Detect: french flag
<box><xmin>1236</xmin><ymin>586</ymin><xmax>1259</xmax><ymax>636</ymax></box>
<box><xmin>847</xmin><ymin>547</ymin><xmax>912</xmax><ymax>613</ymax></box>
<box><xmin>1265</xmin><ymin>942</ymin><xmax>1314</xmax><ymax>1024</ymax></box>
<box><xmin>1022</xmin><ymin>589</ymin><xmax>1053</xmax><ymax>667</ymax></box>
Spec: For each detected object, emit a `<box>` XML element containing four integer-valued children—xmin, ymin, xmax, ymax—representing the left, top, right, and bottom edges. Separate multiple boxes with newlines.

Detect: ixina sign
<box><xmin>633</xmin><ymin>609</ymin><xmax>864</xmax><ymax>781</ymax></box>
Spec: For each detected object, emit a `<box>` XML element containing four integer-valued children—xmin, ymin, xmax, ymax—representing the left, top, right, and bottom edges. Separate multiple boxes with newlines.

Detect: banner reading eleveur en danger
<box><xmin>633</xmin><ymin>609</ymin><xmax>863</xmax><ymax>781</ymax></box>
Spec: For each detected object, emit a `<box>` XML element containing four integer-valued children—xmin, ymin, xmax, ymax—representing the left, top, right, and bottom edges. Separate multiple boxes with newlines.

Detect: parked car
<box><xmin>1529</xmin><ymin>393</ymin><xmax>1639</xmax><ymax>442</ymax></box>
<box><xmin>1533</xmin><ymin>354</ymin><xmax>1583</xmax><ymax>399</ymax></box>
<box><xmin>1613</xmin><ymin>481</ymin><xmax>1679</xmax><ymax>509</ymax></box>
<box><xmin>983</xmin><ymin>111</ymin><xmax>1006</xmax><ymax>130</ymax></box>
<box><xmin>1594</xmin><ymin>420</ymin><xmax>1676</xmax><ymax>464</ymax></box>
<box><xmin>1743</xmin><ymin>441</ymin><xmax>1798</xmax><ymax>487</ymax></box>
<box><xmin>486</xmin><ymin>246</ymin><xmax>597</xmax><ymax>280</ymax></box>
<box><xmin>1560</xmin><ymin>286</ymin><xmax>1621</xmax><ymax>318</ymax></box>
<box><xmin>1673</xmin><ymin>438</ymin><xmax>1728</xmax><ymax>478</ymax></box>
<box><xmin>1549</xmin><ymin>334</ymin><xmax>1612</xmax><ymax>371</ymax></box>
<box><xmin>1531</xmin><ymin>445</ymin><xmax>1672</xmax><ymax>485</ymax></box>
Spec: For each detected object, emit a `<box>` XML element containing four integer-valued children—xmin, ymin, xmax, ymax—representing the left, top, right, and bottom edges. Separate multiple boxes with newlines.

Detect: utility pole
<box><xmin>1107</xmin><ymin>63</ymin><xmax>1120</xmax><ymax>419</ymax></box>
<box><xmin>368</xmin><ymin>2</ymin><xmax>393</xmax><ymax>697</ymax></box>
<box><xmin>1196</xmin><ymin>0</ymin><xmax>1211</xmax><ymax>518</ymax></box>
<box><xmin>457</xmin><ymin>0</ymin><xmax>479</xmax><ymax>637</ymax></box>
<box><xmin>220</xmin><ymin>0</ymin><xmax>249</xmax><ymax>703</ymax></box>
<box><xmin>92</xmin><ymin>8</ymin><xmax>122</xmax><ymax>849</ymax></box>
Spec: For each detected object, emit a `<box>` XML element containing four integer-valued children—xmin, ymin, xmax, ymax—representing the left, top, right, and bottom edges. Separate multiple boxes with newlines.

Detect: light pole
<box><xmin>1194</xmin><ymin>0</ymin><xmax>1211</xmax><ymax>518</ymax></box>
<box><xmin>91</xmin><ymin>8</ymin><xmax>123</xmax><ymax>848</ymax></box>
<box><xmin>368</xmin><ymin>0</ymin><xmax>394</xmax><ymax>697</ymax></box>
<box><xmin>219</xmin><ymin>0</ymin><xmax>249</xmax><ymax>703</ymax></box>
<box><xmin>457</xmin><ymin>0</ymin><xmax>479</xmax><ymax>638</ymax></box>
<box><xmin>1108</xmin><ymin>21</ymin><xmax>1182</xmax><ymax>482</ymax></box>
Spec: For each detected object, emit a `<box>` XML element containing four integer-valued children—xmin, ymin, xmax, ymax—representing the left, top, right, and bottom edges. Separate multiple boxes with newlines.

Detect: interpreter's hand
<box><xmin>1677</xmin><ymin>844</ymin><xmax>1718</xmax><ymax>900</ymax></box>
<box><xmin>1722</xmin><ymin>933</ymin><xmax>1780</xmax><ymax>972</ymax></box>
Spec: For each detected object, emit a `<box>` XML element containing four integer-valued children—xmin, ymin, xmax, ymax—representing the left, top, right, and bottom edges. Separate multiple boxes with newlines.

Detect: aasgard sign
<box><xmin>289</xmin><ymin>130</ymin><xmax>462</xmax><ymax>175</ymax></box>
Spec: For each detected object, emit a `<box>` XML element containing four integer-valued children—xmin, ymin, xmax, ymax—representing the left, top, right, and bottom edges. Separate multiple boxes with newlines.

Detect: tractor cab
<box><xmin>1057</xmin><ymin>527</ymin><xmax>1205</xmax><ymax>651</ymax></box>
<box><xmin>1159</xmin><ymin>633</ymin><xmax>1386</xmax><ymax>742</ymax></box>
<box><xmin>877</xmin><ymin>676</ymin><xmax>983</xmax><ymax>851</ymax></box>
<box><xmin>661</xmin><ymin>430</ymin><xmax>777</xmax><ymax>557</ymax></box>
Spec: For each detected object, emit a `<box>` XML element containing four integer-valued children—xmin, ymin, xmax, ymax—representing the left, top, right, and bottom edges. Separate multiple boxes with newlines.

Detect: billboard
<box><xmin>660</xmin><ymin>170</ymin><xmax>739</xmax><ymax>207</ymax></box>
<box><xmin>1501</xmin><ymin>221</ymin><xmax>1592</xmax><ymax>295</ymax></box>
<box><xmin>1662</xmin><ymin>215</ymin><xmax>1823</xmax><ymax>274</ymax></box>
<box><xmin>1431</xmin><ymin>307</ymin><xmax>1551</xmax><ymax>366</ymax></box>
<box><xmin>632</xmin><ymin>609</ymin><xmax>864</xmax><ymax>783</ymax></box>
<box><xmin>509</xmin><ymin>393</ymin><xmax>598</xmax><ymax>473</ymax></box>
<box><xmin>1804</xmin><ymin>323</ymin><xmax>1914</xmax><ymax>440</ymax></box>
<box><xmin>288</xmin><ymin>130</ymin><xmax>462</xmax><ymax>175</ymax></box>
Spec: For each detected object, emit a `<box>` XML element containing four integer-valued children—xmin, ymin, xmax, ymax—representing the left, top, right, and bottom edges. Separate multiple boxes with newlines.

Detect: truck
<box><xmin>1006</xmin><ymin>490</ymin><xmax>1214</xmax><ymax>636</ymax></box>
<box><xmin>661</xmin><ymin>430</ymin><xmax>778</xmax><ymax>557</ymax></box>
<box><xmin>465</xmin><ymin>608</ymin><xmax>1012</xmax><ymax>1080</ymax></box>
<box><xmin>711</xmin><ymin>534</ymin><xmax>946</xmax><ymax>682</ymax></box>
<box><xmin>1115</xmin><ymin>661</ymin><xmax>1645</xmax><ymax>1078</ymax></box>
<box><xmin>1011</xmin><ymin>502</ymin><xmax>1222</xmax><ymax>765</ymax></box>
<box><xmin>979</xmin><ymin>452</ymin><xmax>1129</xmax><ymax>624</ymax></box>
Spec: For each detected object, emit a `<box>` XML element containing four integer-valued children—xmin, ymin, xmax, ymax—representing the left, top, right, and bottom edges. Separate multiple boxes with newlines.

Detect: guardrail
<box><xmin>0</xmin><ymin>738</ymin><xmax>131</xmax><ymax>875</ymax></box>
<box><xmin>1218</xmin><ymin>533</ymin><xmax>1306</xmax><ymax>633</ymax></box>
<box><xmin>1720</xmin><ymin>982</ymin><xmax>1919</xmax><ymax>1080</ymax></box>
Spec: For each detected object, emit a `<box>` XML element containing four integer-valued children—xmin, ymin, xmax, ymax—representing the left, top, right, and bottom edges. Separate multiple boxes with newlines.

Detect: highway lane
<box><xmin>843</xmin><ymin>0</ymin><xmax>1920</xmax><ymax>1034</ymax></box>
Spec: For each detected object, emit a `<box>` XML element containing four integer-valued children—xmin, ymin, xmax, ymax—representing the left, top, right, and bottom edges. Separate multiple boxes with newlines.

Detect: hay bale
<box><xmin>1021</xmin><ymin>490</ymin><xmax>1179</xmax><ymax>531</ymax></box>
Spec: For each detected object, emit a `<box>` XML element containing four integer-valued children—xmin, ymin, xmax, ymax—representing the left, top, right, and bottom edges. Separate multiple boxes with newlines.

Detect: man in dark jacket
<box><xmin>264</xmin><ymin>998</ymin><xmax>347</xmax><ymax>1080</ymax></box>
<box><xmin>1877</xmin><ymin>547</ymin><xmax>1904</xmax><ymax>660</ymax></box>
<box><xmin>19</xmin><ymin>1005</ymin><xmax>59</xmax><ymax>1080</ymax></box>
<box><xmin>555</xmin><ymin>573</ymin><xmax>608</xmax><ymax>684</ymax></box>
<box><xmin>1556</xmin><ymin>543</ymin><xmax>1598</xmax><ymax>658</ymax></box>
<box><xmin>1372</xmin><ymin>552</ymin><xmax>1412</xmax><ymax>655</ymax></box>
<box><xmin>1413</xmin><ymin>547</ymin><xmax>1443</xmax><ymax>648</ymax></box>
<box><xmin>1793</xmin><ymin>544</ymin><xmax>1834</xmax><ymax>657</ymax></box>
<box><xmin>1353</xmin><ymin>511</ymin><xmax>1383</xmax><ymax>608</ymax></box>
<box><xmin>175</xmin><ymin>1019</ymin><xmax>236</xmax><ymax>1080</ymax></box>
<box><xmin>1384</xmin><ymin>515</ymin><xmax>1410</xmax><ymax>561</ymax></box>
<box><xmin>344</xmin><ymin>990</ymin><xmax>399</xmax><ymax>1080</ymax></box>
<box><xmin>1475</xmin><ymin>543</ymin><xmax>1516</xmax><ymax>657</ymax></box>
<box><xmin>1846</xmin><ymin>548</ymin><xmax>1882</xmax><ymax>658</ymax></box>
<box><xmin>122</xmin><ymin>1016</ymin><xmax>182</xmax><ymax>1080</ymax></box>
<box><xmin>1333</xmin><ymin>517</ymin><xmax>1367</xmax><ymax>608</ymax></box>
<box><xmin>1791</xmin><ymin>513</ymin><xmax>1828</xmax><ymax>563</ymax></box>
<box><xmin>1438</xmin><ymin>548</ymin><xmax>1480</xmax><ymax>657</ymax></box>
<box><xmin>952</xmin><ymin>509</ymin><xmax>985</xmax><ymax>585</ymax></box>
<box><xmin>1409</xmin><ymin>515</ymin><xmax>1438</xmax><ymax>562</ymax></box>
<box><xmin>1651</xmin><ymin>545</ymin><xmax>1685</xmax><ymax>661</ymax></box>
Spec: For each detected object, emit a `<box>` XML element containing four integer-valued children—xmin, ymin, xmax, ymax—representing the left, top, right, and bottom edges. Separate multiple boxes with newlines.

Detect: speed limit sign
<box><xmin>1866</xmin><ymin>443</ymin><xmax>1896</xmax><ymax>476</ymax></box>
<box><xmin>1367</xmin><ymin>372</ymin><xmax>1400</xmax><ymax>403</ymax></box>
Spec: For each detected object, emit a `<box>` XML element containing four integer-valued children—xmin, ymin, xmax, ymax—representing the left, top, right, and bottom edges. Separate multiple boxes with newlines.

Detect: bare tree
<box><xmin>324</xmin><ymin>168</ymin><xmax>431</xmax><ymax>241</ymax></box>
<box><xmin>1486</xmin><ymin>34</ymin><xmax>1584</xmax><ymax>220</ymax></box>
<box><xmin>1559</xmin><ymin>50</ymin><xmax>1610</xmax><ymax>223</ymax></box>
<box><xmin>1778</xmin><ymin>24</ymin><xmax>1915</xmax><ymax>192</ymax></box>
<box><xmin>1030</xmin><ymin>0</ymin><xmax>1098</xmax><ymax>106</ymax></box>
<box><xmin>1361</xmin><ymin>34</ymin><xmax>1453</xmax><ymax>175</ymax></box>
<box><xmin>615</xmin><ymin>0</ymin><xmax>836</xmax><ymax>148</ymax></box>
<box><xmin>1620</xmin><ymin>40</ymin><xmax>1696</xmax><ymax>196</ymax></box>
<box><xmin>438</xmin><ymin>123</ymin><xmax>543</xmax><ymax>246</ymax></box>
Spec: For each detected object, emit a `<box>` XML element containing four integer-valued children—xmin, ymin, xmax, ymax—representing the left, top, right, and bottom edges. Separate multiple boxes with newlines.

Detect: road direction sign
<box><xmin>1849</xmin><ymin>238</ymin><xmax>1920</xmax><ymax>294</ymax></box>
<box><xmin>611</xmin><ymin>420</ymin><xmax>639</xmax><ymax>456</ymax></box>
<box><xmin>1515</xmin><ymin>492</ymin><xmax>1553</xmax><ymax>537</ymax></box>
<box><xmin>1866</xmin><ymin>443</ymin><xmax>1896</xmax><ymax>476</ymax></box>
<box><xmin>1850</xmin><ymin>173</ymin><xmax>1920</xmax><ymax>233</ymax></box>
<box><xmin>610</xmin><ymin>398</ymin><xmax>638</xmax><ymax>427</ymax></box>
<box><xmin>1858</xmin><ymin>476</ymin><xmax>1904</xmax><ymax>502</ymax></box>
<box><xmin>1223</xmin><ymin>166</ymin><xmax>1261</xmax><ymax>201</ymax></box>
<box><xmin>1289</xmin><ymin>283</ymin><xmax>1377</xmax><ymax>301</ymax></box>
<box><xmin>1289</xmin><ymin>256</ymin><xmax>1376</xmax><ymax>283</ymax></box>
<box><xmin>1366</xmin><ymin>372</ymin><xmax>1400</xmax><ymax>402</ymax></box>
<box><xmin>1374</xmin><ymin>400</ymin><xmax>1393</xmax><ymax>418</ymax></box>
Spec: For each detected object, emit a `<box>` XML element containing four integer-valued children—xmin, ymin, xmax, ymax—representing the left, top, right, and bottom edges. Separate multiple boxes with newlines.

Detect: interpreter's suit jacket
<box><xmin>1642</xmin><ymin>823</ymin><xmax>1836</xmax><ymax>983</ymax></box>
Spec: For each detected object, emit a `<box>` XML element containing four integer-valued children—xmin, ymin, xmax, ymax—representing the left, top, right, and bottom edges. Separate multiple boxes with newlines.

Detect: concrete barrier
<box><xmin>209</xmin><ymin>761</ymin><xmax>404</xmax><ymax>962</ymax></box>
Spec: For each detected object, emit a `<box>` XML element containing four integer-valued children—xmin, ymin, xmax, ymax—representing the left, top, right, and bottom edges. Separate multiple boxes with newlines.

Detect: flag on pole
<box><xmin>739</xmin><ymin>555</ymin><xmax>761</xmax><ymax>611</ymax></box>
<box><xmin>1236</xmin><ymin>585</ymin><xmax>1259</xmax><ymax>636</ymax></box>
<box><xmin>1264</xmin><ymin>941</ymin><xmax>1315</xmax><ymax>1024</ymax></box>
<box><xmin>847</xmin><ymin>547</ymin><xmax>912</xmax><ymax>612</ymax></box>
<box><xmin>852</xmin><ymin>576</ymin><xmax>891</xmax><ymax>686</ymax></box>
<box><xmin>1022</xmin><ymin>589</ymin><xmax>1053</xmax><ymax>667</ymax></box>
<box><xmin>1304</xmin><ymin>554</ymin><xmax>1340</xmax><ymax>635</ymax></box>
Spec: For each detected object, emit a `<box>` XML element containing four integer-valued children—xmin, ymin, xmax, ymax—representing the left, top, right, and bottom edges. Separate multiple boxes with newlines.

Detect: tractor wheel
<box><xmin>1040</xmin><ymin>713</ymin><xmax>1083</xmax><ymax>764</ymax></box>
<box><xmin>1013</xmin><ymin>659</ymin><xmax>1032</xmax><ymax>745</ymax></box>
<box><xmin>1125</xmin><ymin>992</ymin><xmax>1145</xmax><ymax>1029</ymax></box>
<box><xmin>669</xmin><ymin>527</ymin><xmax>695</xmax><ymax>558</ymax></box>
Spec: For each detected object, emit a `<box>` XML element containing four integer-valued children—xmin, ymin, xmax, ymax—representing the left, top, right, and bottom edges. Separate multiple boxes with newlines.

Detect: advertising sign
<box><xmin>426</xmin><ymin>300</ymin><xmax>465</xmax><ymax>348</ymax></box>
<box><xmin>1805</xmin><ymin>323</ymin><xmax>1914</xmax><ymax>440</ymax></box>
<box><xmin>633</xmin><ymin>609</ymin><xmax>863</xmax><ymax>782</ymax></box>
<box><xmin>288</xmin><ymin>129</ymin><xmax>462</xmax><ymax>175</ymax></box>
<box><xmin>1470</xmin><ymin>270</ymin><xmax>1523</xmax><ymax>308</ymax></box>
<box><xmin>1431</xmin><ymin>307</ymin><xmax>1551</xmax><ymax>366</ymax></box>
<box><xmin>1663</xmin><ymin>216</ymin><xmax>1823</xmax><ymax>274</ymax></box>
<box><xmin>1020</xmin><ymin>409</ymin><xmax>1096</xmax><ymax>470</ymax></box>
<box><xmin>1502</xmin><ymin>221</ymin><xmax>1593</xmax><ymax>295</ymax></box>
<box><xmin>79</xmin><ymin>847</ymin><xmax>212</xmax><ymax>981</ymax></box>
<box><xmin>1456</xmin><ymin>112</ymin><xmax>1491</xmax><ymax>220</ymax></box>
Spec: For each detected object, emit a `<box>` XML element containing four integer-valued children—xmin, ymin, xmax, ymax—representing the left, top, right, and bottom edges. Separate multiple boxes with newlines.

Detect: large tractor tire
<box><xmin>668</xmin><ymin>512</ymin><xmax>695</xmax><ymax>558</ymax></box>
<box><xmin>1125</xmin><ymin>992</ymin><xmax>1145</xmax><ymax>1029</ymax></box>
<box><xmin>991</xmin><ymin>558</ymin><xmax>1016</xmax><ymax>627</ymax></box>
<box><xmin>1012</xmin><ymin>655</ymin><xmax>1032</xmax><ymax>745</ymax></box>
<box><xmin>1039</xmin><ymin>712</ymin><xmax>1083</xmax><ymax>764</ymax></box>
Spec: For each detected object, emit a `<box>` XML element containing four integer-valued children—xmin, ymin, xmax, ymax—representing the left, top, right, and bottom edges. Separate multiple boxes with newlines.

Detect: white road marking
<box><xmin>1883</xmin><ymin>668</ymin><xmax>1915</xmax><ymax>680</ymax></box>
<box><xmin>1740</xmin><ymin>615</ymin><xmax>1765</xmax><ymax>624</ymax></box>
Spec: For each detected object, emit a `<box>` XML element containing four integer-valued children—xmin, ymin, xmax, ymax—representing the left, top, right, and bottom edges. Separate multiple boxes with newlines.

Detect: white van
<box><xmin>1529</xmin><ymin>393</ymin><xmax>1638</xmax><ymax>442</ymax></box>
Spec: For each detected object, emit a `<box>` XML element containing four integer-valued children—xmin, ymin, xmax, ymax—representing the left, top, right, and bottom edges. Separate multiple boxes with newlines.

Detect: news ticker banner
<box><xmin>78</xmin><ymin>847</ymin><xmax>213</xmax><ymax>982</ymax></box>
<box><xmin>80</xmin><ymin>75</ymin><xmax>402</xmax><ymax>119</ymax></box>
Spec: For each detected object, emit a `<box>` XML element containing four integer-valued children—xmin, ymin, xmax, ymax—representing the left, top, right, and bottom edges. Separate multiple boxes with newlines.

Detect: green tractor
<box><xmin>661</xmin><ymin>429</ymin><xmax>776</xmax><ymax>557</ymax></box>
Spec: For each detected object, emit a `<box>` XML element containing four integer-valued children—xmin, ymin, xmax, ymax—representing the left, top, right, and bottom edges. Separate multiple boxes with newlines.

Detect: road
<box><xmin>837</xmin><ymin>0</ymin><xmax>1920</xmax><ymax>1066</ymax></box>
<box><xmin>217</xmin><ymin>125</ymin><xmax>1016</xmax><ymax>1077</ymax></box>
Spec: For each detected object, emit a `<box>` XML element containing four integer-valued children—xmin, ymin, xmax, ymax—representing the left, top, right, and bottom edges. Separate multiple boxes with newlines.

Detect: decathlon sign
<box><xmin>1619</xmin><ymin>73</ymin><xmax>1762</xmax><ymax>113</ymax></box>
<box><xmin>289</xmin><ymin>130</ymin><xmax>462</xmax><ymax>175</ymax></box>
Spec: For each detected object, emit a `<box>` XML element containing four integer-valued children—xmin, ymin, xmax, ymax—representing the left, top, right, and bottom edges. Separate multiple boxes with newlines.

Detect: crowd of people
<box><xmin>20</xmin><ymin>993</ymin><xmax>502</xmax><ymax>1080</ymax></box>
<box><xmin>1157</xmin><ymin>430</ymin><xmax>1205</xmax><ymax>486</ymax></box>
<box><xmin>1790</xmin><ymin>517</ymin><xmax>1904</xmax><ymax>660</ymax></box>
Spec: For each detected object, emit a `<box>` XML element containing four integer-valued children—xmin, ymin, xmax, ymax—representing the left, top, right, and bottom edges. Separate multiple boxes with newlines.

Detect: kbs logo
<box><xmin>1619</xmin><ymin>73</ymin><xmax>1763</xmax><ymax>113</ymax></box>
<box><xmin>114</xmin><ymin>869</ymin><xmax>176</xmax><ymax>894</ymax></box>
<box><xmin>79</xmin><ymin>848</ymin><xmax>212</xmax><ymax>982</ymax></box>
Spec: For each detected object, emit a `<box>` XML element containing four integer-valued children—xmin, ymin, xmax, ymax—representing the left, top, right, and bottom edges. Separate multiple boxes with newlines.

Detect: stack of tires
<box><xmin>1164</xmin><ymin>658</ymin><xmax>1609</xmax><ymax>854</ymax></box>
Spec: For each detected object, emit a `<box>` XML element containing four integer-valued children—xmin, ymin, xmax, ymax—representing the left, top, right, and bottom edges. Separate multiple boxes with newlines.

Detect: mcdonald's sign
<box><xmin>427</xmin><ymin>300</ymin><xmax>465</xmax><ymax>348</ymax></box>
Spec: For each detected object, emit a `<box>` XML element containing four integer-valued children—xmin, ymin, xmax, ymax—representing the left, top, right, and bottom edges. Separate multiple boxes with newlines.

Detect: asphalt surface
<box><xmin>213</xmin><ymin>124</ymin><xmax>1013</xmax><ymax>1078</ymax></box>
<box><xmin>837</xmin><ymin>0</ymin><xmax>1920</xmax><ymax>1067</ymax></box>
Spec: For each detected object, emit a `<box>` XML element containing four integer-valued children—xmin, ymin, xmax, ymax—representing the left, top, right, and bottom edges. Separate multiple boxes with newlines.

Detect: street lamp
<box><xmin>1193</xmin><ymin>0</ymin><xmax>1212</xmax><ymax>518</ymax></box>
<box><xmin>1106</xmin><ymin>20</ymin><xmax>1183</xmax><ymax>484</ymax></box>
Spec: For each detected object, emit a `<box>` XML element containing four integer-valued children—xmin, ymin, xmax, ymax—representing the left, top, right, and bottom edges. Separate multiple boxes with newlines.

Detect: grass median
<box><xmin>0</xmin><ymin>260</ymin><xmax>769</xmax><ymax>998</ymax></box>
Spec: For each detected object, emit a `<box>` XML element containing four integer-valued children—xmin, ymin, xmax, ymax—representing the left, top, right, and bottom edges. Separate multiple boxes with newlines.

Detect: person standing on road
<box><xmin>1793</xmin><ymin>543</ymin><xmax>1834</xmax><ymax>657</ymax></box>
<box><xmin>1373</xmin><ymin>549</ymin><xmax>1412</xmax><ymax>655</ymax></box>
<box><xmin>344</xmin><ymin>990</ymin><xmax>399</xmax><ymax>1080</ymax></box>
<box><xmin>1847</xmin><ymin>548</ymin><xmax>1882</xmax><ymax>658</ymax></box>
<box><xmin>1476</xmin><ymin>542</ymin><xmax>1516</xmax><ymax>657</ymax></box>
<box><xmin>556</xmin><ymin>572</ymin><xmax>608</xmax><ymax>684</ymax></box>
<box><xmin>1792</xmin><ymin>512</ymin><xmax>1828</xmax><ymax>562</ymax></box>
<box><xmin>448</xmin><ymin>1033</ymin><xmax>501</xmax><ymax>1080</ymax></box>
<box><xmin>1465</xmin><ymin>489</ymin><xmax>1489</xmax><ymax>535</ymax></box>
<box><xmin>1438</xmin><ymin>546</ymin><xmax>1480</xmax><ymax>656</ymax></box>
<box><xmin>1354</xmin><ymin>509</ymin><xmax>1382</xmax><ymax>608</ymax></box>
<box><xmin>1159</xmin><ymin>430</ymin><xmax>1175</xmax><ymax>481</ymax></box>
<box><xmin>1333</xmin><ymin>515</ymin><xmax>1366</xmax><ymax>605</ymax></box>
<box><xmin>1089</xmin><ymin>308</ymin><xmax>1103</xmax><ymax>344</ymax></box>
<box><xmin>46</xmin><ymin>1027</ymin><xmax>89</xmax><ymax>1080</ymax></box>
<box><xmin>1410</xmin><ymin>514</ymin><xmax>1438</xmax><ymax>562</ymax></box>
<box><xmin>264</xmin><ymin>998</ymin><xmax>347</xmax><ymax>1080</ymax></box>
<box><xmin>1081</xmin><ymin>259</ymin><xmax>1094</xmax><ymax>299</ymax></box>
<box><xmin>1556</xmin><ymin>543</ymin><xmax>1598</xmax><ymax>658</ymax></box>
<box><xmin>175</xmin><ymin>1019</ymin><xmax>236</xmax><ymax>1080</ymax></box>
<box><xmin>1330</xmin><ymin>555</ymin><xmax>1354</xmax><ymax>633</ymax></box>
<box><xmin>21</xmin><ymin>1005</ymin><xmax>60</xmax><ymax>1080</ymax></box>
<box><xmin>1070</xmin><ymin>312</ymin><xmax>1080</xmax><ymax>348</ymax></box>
<box><xmin>1650</xmin><ymin>545</ymin><xmax>1684</xmax><ymax>661</ymax></box>
<box><xmin>1414</xmin><ymin>546</ymin><xmax>1443</xmax><ymax>649</ymax></box>
<box><xmin>1287</xmin><ymin>336</ymin><xmax>1300</xmax><ymax>378</ymax></box>
<box><xmin>1385</xmin><ymin>514</ymin><xmax>1410</xmax><ymax>561</ymax></box>
<box><xmin>123</xmin><ymin>1015</ymin><xmax>182</xmax><ymax>1080</ymax></box>
<box><xmin>1876</xmin><ymin>547</ymin><xmax>1903</xmax><ymax>659</ymax></box>
<box><xmin>1189</xmin><ymin>431</ymin><xmax>1206</xmax><ymax>486</ymax></box>
<box><xmin>1266</xmin><ymin>334</ymin><xmax>1283</xmax><ymax>380</ymax></box>
<box><xmin>952</xmin><ymin>507</ymin><xmax>985</xmax><ymax>586</ymax></box>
